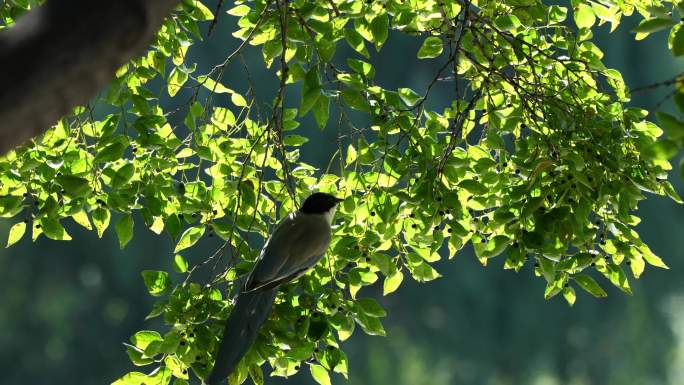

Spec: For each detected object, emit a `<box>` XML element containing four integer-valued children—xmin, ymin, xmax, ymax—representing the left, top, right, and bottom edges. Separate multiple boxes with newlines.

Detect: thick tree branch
<box><xmin>0</xmin><ymin>0</ymin><xmax>180</xmax><ymax>154</ymax></box>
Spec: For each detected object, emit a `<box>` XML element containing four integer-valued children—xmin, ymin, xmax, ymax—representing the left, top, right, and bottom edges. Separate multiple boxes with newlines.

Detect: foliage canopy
<box><xmin>2</xmin><ymin>0</ymin><xmax>684</xmax><ymax>384</ymax></box>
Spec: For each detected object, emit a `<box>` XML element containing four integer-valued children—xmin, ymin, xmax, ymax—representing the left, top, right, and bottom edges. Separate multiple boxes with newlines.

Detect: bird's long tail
<box><xmin>205</xmin><ymin>287</ymin><xmax>279</xmax><ymax>385</ymax></box>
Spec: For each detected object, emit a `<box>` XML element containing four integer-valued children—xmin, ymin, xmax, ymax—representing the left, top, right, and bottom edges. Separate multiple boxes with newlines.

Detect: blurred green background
<box><xmin>1</xmin><ymin>5</ymin><xmax>684</xmax><ymax>385</ymax></box>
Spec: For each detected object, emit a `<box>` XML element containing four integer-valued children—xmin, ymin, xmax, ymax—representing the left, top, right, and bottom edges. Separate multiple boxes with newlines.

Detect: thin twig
<box><xmin>207</xmin><ymin>0</ymin><xmax>225</xmax><ymax>36</ymax></box>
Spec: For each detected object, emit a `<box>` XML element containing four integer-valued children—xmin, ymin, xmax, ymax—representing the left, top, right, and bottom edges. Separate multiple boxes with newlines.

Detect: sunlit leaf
<box><xmin>310</xmin><ymin>364</ymin><xmax>331</xmax><ymax>385</ymax></box>
<box><xmin>383</xmin><ymin>269</ymin><xmax>403</xmax><ymax>295</ymax></box>
<box><xmin>115</xmin><ymin>214</ymin><xmax>134</xmax><ymax>249</ymax></box>
<box><xmin>174</xmin><ymin>226</ymin><xmax>205</xmax><ymax>253</ymax></box>
<box><xmin>574</xmin><ymin>275</ymin><xmax>608</xmax><ymax>297</ymax></box>
<box><xmin>417</xmin><ymin>36</ymin><xmax>443</xmax><ymax>58</ymax></box>
<box><xmin>141</xmin><ymin>270</ymin><xmax>171</xmax><ymax>296</ymax></box>
<box><xmin>6</xmin><ymin>221</ymin><xmax>26</xmax><ymax>247</ymax></box>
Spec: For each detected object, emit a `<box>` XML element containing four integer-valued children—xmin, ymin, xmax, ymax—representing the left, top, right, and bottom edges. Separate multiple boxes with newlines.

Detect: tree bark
<box><xmin>0</xmin><ymin>0</ymin><xmax>180</xmax><ymax>154</ymax></box>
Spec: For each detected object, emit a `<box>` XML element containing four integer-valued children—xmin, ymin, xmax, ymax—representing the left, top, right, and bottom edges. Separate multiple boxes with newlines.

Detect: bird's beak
<box><xmin>334</xmin><ymin>197</ymin><xmax>344</xmax><ymax>203</ymax></box>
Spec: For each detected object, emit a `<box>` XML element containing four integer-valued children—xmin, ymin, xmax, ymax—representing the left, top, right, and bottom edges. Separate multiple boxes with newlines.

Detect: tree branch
<box><xmin>0</xmin><ymin>0</ymin><xmax>180</xmax><ymax>154</ymax></box>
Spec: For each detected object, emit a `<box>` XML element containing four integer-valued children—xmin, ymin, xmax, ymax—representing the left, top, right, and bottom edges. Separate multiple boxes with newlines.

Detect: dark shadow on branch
<box><xmin>0</xmin><ymin>0</ymin><xmax>179</xmax><ymax>154</ymax></box>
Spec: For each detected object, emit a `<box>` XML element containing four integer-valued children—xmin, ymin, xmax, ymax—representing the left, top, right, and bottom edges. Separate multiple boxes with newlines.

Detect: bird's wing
<box><xmin>245</xmin><ymin>212</ymin><xmax>331</xmax><ymax>291</ymax></box>
<box><xmin>244</xmin><ymin>213</ymin><xmax>297</xmax><ymax>288</ymax></box>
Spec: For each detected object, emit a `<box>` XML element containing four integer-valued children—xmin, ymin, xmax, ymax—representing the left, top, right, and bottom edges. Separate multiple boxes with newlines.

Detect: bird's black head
<box><xmin>300</xmin><ymin>192</ymin><xmax>343</xmax><ymax>214</ymax></box>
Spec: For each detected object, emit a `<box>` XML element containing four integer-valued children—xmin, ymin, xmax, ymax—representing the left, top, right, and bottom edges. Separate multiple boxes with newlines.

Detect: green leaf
<box><xmin>522</xmin><ymin>196</ymin><xmax>545</xmax><ymax>218</ymax></box>
<box><xmin>191</xmin><ymin>1</ymin><xmax>214</xmax><ymax>20</ymax></box>
<box><xmin>111</xmin><ymin>163</ymin><xmax>135</xmax><ymax>189</ymax></box>
<box><xmin>669</xmin><ymin>24</ymin><xmax>684</xmax><ymax>56</ymax></box>
<box><xmin>574</xmin><ymin>274</ymin><xmax>608</xmax><ymax>297</ymax></box>
<box><xmin>600</xmin><ymin>264</ymin><xmax>632</xmax><ymax>295</ymax></box>
<box><xmin>563</xmin><ymin>286</ymin><xmax>576</xmax><ymax>306</ymax></box>
<box><xmin>655</xmin><ymin>111</ymin><xmax>684</xmax><ymax>140</ymax></box>
<box><xmin>212</xmin><ymin>107</ymin><xmax>236</xmax><ymax>127</ymax></box>
<box><xmin>632</xmin><ymin>17</ymin><xmax>676</xmax><ymax>34</ymax></box>
<box><xmin>41</xmin><ymin>218</ymin><xmax>72</xmax><ymax>241</ymax></box>
<box><xmin>548</xmin><ymin>5</ymin><xmax>568</xmax><ymax>23</ymax></box>
<box><xmin>347</xmin><ymin>59</ymin><xmax>375</xmax><ymax>78</ymax></box>
<box><xmin>228</xmin><ymin>360</ymin><xmax>249</xmax><ymax>385</ymax></box>
<box><xmin>412</xmin><ymin>246</ymin><xmax>440</xmax><ymax>262</ymax></box>
<box><xmin>231</xmin><ymin>92</ymin><xmax>248</xmax><ymax>107</ymax></box>
<box><xmin>130</xmin><ymin>330</ymin><xmax>162</xmax><ymax>350</ymax></box>
<box><xmin>538</xmin><ymin>258</ymin><xmax>555</xmax><ymax>283</ymax></box>
<box><xmin>111</xmin><ymin>372</ymin><xmax>149</xmax><ymax>385</ymax></box>
<box><xmin>383</xmin><ymin>269</ymin><xmax>403</xmax><ymax>295</ymax></box>
<box><xmin>398</xmin><ymin>88</ymin><xmax>421</xmax><ymax>106</ymax></box>
<box><xmin>126</xmin><ymin>344</ymin><xmax>154</xmax><ymax>367</ymax></box>
<box><xmin>57</xmin><ymin>175</ymin><xmax>91</xmax><ymax>197</ymax></box>
<box><xmin>344</xmin><ymin>28</ymin><xmax>369</xmax><ymax>57</ymax></box>
<box><xmin>0</xmin><ymin>196</ymin><xmax>23</xmax><ymax>217</ymax></box>
<box><xmin>494</xmin><ymin>15</ymin><xmax>521</xmax><ymax>32</ymax></box>
<box><xmin>6</xmin><ymin>221</ymin><xmax>26</xmax><ymax>247</ymax></box>
<box><xmin>644</xmin><ymin>139</ymin><xmax>678</xmax><ymax>160</ymax></box>
<box><xmin>641</xmin><ymin>245</ymin><xmax>669</xmax><ymax>269</ymax></box>
<box><xmin>408</xmin><ymin>260</ymin><xmax>441</xmax><ymax>282</ymax></box>
<box><xmin>345</xmin><ymin>144</ymin><xmax>358</xmax><ymax>165</ymax></box>
<box><xmin>95</xmin><ymin>142</ymin><xmax>127</xmax><ymax>164</ymax></box>
<box><xmin>168</xmin><ymin>67</ymin><xmax>188</xmax><ymax>97</ymax></box>
<box><xmin>474</xmin><ymin>235</ymin><xmax>512</xmax><ymax>259</ymax></box>
<box><xmin>313</xmin><ymin>95</ymin><xmax>330</xmax><ymax>129</ymax></box>
<box><xmin>173</xmin><ymin>254</ymin><xmax>188</xmax><ymax>273</ymax></box>
<box><xmin>310</xmin><ymin>364</ymin><xmax>331</xmax><ymax>385</ymax></box>
<box><xmin>165</xmin><ymin>355</ymin><xmax>188</xmax><ymax>379</ymax></box>
<box><xmin>574</xmin><ymin>4</ymin><xmax>595</xmax><ymax>29</ymax></box>
<box><xmin>174</xmin><ymin>226</ymin><xmax>205</xmax><ymax>252</ymax></box>
<box><xmin>166</xmin><ymin>215</ymin><xmax>181</xmax><ymax>241</ymax></box>
<box><xmin>300</xmin><ymin>67</ymin><xmax>321</xmax><ymax>116</ymax></box>
<box><xmin>249</xmin><ymin>365</ymin><xmax>264</xmax><ymax>385</ymax></box>
<box><xmin>197</xmin><ymin>75</ymin><xmax>235</xmax><ymax>94</ymax></box>
<box><xmin>227</xmin><ymin>4</ymin><xmax>250</xmax><ymax>16</ymax></box>
<box><xmin>663</xmin><ymin>181</ymin><xmax>683</xmax><ymax>203</ymax></box>
<box><xmin>263</xmin><ymin>39</ymin><xmax>283</xmax><ymax>66</ymax></box>
<box><xmin>308</xmin><ymin>19</ymin><xmax>332</xmax><ymax>35</ymax></box>
<box><xmin>111</xmin><ymin>367</ymin><xmax>172</xmax><ymax>385</ymax></box>
<box><xmin>544</xmin><ymin>276</ymin><xmax>565</xmax><ymax>299</ymax></box>
<box><xmin>115</xmin><ymin>214</ymin><xmax>134</xmax><ymax>249</ymax></box>
<box><xmin>141</xmin><ymin>270</ymin><xmax>171</xmax><ymax>296</ymax></box>
<box><xmin>459</xmin><ymin>179</ymin><xmax>488</xmax><ymax>195</ymax></box>
<box><xmin>417</xmin><ymin>36</ymin><xmax>443</xmax><ymax>59</ymax></box>
<box><xmin>356</xmin><ymin>298</ymin><xmax>386</xmax><ymax>317</ymax></box>
<box><xmin>369</xmin><ymin>14</ymin><xmax>389</xmax><ymax>49</ymax></box>
<box><xmin>316</xmin><ymin>37</ymin><xmax>336</xmax><ymax>62</ymax></box>
<box><xmin>341</xmin><ymin>89</ymin><xmax>369</xmax><ymax>111</ymax></box>
<box><xmin>92</xmin><ymin>207</ymin><xmax>111</xmax><ymax>238</ymax></box>
<box><xmin>674</xmin><ymin>93</ymin><xmax>684</xmax><ymax>114</ymax></box>
<box><xmin>284</xmin><ymin>135</ymin><xmax>309</xmax><ymax>146</ymax></box>
<box><xmin>354</xmin><ymin>312</ymin><xmax>386</xmax><ymax>336</ymax></box>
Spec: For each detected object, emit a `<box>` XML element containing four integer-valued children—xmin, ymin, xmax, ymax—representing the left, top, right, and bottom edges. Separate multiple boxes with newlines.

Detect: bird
<box><xmin>205</xmin><ymin>192</ymin><xmax>343</xmax><ymax>385</ymax></box>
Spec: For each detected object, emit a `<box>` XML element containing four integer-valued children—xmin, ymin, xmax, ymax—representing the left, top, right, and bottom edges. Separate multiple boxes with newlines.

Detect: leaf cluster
<box><xmin>0</xmin><ymin>1</ymin><xmax>681</xmax><ymax>385</ymax></box>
